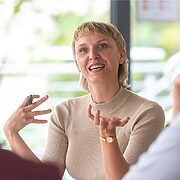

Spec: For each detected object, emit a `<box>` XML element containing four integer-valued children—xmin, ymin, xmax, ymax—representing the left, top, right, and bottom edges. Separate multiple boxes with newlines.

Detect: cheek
<box><xmin>76</xmin><ymin>58</ymin><xmax>86</xmax><ymax>71</ymax></box>
<box><xmin>75</xmin><ymin>60</ymin><xmax>81</xmax><ymax>72</ymax></box>
<box><xmin>107</xmin><ymin>53</ymin><xmax>120</xmax><ymax>65</ymax></box>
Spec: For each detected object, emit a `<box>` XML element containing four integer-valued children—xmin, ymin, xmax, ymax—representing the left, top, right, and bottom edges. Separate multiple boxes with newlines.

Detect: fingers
<box><xmin>88</xmin><ymin>105</ymin><xmax>101</xmax><ymax>125</ymax></box>
<box><xmin>19</xmin><ymin>109</ymin><xmax>50</xmax><ymax>125</ymax></box>
<box><xmin>99</xmin><ymin>117</ymin><xmax>116</xmax><ymax>132</ymax></box>
<box><xmin>108</xmin><ymin>117</ymin><xmax>116</xmax><ymax>130</ymax></box>
<box><xmin>20</xmin><ymin>95</ymin><xmax>40</xmax><ymax>108</ymax></box>
<box><xmin>117</xmin><ymin>116</ymin><xmax>130</xmax><ymax>126</ymax></box>
<box><xmin>99</xmin><ymin>116</ymin><xmax>130</xmax><ymax>135</ymax></box>
<box><xmin>99</xmin><ymin>117</ymin><xmax>106</xmax><ymax>131</ymax></box>
<box><xmin>88</xmin><ymin>105</ymin><xmax>94</xmax><ymax>120</ymax></box>
<box><xmin>24</xmin><ymin>109</ymin><xmax>52</xmax><ymax>120</ymax></box>
<box><xmin>20</xmin><ymin>118</ymin><xmax>47</xmax><ymax>126</ymax></box>
<box><xmin>99</xmin><ymin>117</ymin><xmax>116</xmax><ymax>137</ymax></box>
<box><xmin>87</xmin><ymin>104</ymin><xmax>130</xmax><ymax>129</ymax></box>
<box><xmin>94</xmin><ymin>110</ymin><xmax>100</xmax><ymax>125</ymax></box>
<box><xmin>29</xmin><ymin>119</ymin><xmax>48</xmax><ymax>124</ymax></box>
<box><xmin>26</xmin><ymin>95</ymin><xmax>49</xmax><ymax>111</ymax></box>
<box><xmin>12</xmin><ymin>95</ymin><xmax>51</xmax><ymax>130</ymax></box>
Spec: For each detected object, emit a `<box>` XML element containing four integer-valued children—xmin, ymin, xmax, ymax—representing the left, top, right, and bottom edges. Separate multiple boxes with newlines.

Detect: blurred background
<box><xmin>0</xmin><ymin>0</ymin><xmax>180</xmax><ymax>156</ymax></box>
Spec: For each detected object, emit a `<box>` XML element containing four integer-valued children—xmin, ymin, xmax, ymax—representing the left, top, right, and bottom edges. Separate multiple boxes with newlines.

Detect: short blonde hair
<box><xmin>72</xmin><ymin>21</ymin><xmax>129</xmax><ymax>91</ymax></box>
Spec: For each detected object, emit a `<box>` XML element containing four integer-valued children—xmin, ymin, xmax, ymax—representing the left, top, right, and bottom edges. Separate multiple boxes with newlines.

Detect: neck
<box><xmin>90</xmin><ymin>83</ymin><xmax>121</xmax><ymax>103</ymax></box>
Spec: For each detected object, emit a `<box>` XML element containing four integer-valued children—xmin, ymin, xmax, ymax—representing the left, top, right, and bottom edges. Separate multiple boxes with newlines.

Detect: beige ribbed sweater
<box><xmin>42</xmin><ymin>87</ymin><xmax>165</xmax><ymax>180</ymax></box>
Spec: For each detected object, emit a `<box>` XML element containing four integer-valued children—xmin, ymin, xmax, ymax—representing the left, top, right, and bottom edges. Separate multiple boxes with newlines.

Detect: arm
<box><xmin>100</xmin><ymin>135</ymin><xmax>129</xmax><ymax>180</ymax></box>
<box><xmin>88</xmin><ymin>101</ymin><xmax>164</xmax><ymax>180</ymax></box>
<box><xmin>3</xmin><ymin>95</ymin><xmax>51</xmax><ymax>162</ymax></box>
<box><xmin>172</xmin><ymin>74</ymin><xmax>180</xmax><ymax>119</ymax></box>
<box><xmin>88</xmin><ymin>105</ymin><xmax>130</xmax><ymax>180</ymax></box>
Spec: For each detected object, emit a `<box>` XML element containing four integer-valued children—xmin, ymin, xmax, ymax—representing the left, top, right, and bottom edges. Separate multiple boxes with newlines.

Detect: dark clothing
<box><xmin>0</xmin><ymin>149</ymin><xmax>60</xmax><ymax>180</ymax></box>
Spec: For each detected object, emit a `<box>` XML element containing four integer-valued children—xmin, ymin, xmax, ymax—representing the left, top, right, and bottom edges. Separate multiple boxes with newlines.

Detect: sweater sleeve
<box><xmin>41</xmin><ymin>102</ymin><xmax>68</xmax><ymax>168</ymax></box>
<box><xmin>123</xmin><ymin>101</ymin><xmax>165</xmax><ymax>165</ymax></box>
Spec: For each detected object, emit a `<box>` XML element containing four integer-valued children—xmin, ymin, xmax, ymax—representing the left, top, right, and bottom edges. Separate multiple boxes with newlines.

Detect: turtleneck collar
<box><xmin>88</xmin><ymin>87</ymin><xmax>129</xmax><ymax>116</ymax></box>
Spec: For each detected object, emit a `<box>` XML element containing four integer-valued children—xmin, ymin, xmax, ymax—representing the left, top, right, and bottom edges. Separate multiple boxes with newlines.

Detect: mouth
<box><xmin>88</xmin><ymin>63</ymin><xmax>105</xmax><ymax>72</ymax></box>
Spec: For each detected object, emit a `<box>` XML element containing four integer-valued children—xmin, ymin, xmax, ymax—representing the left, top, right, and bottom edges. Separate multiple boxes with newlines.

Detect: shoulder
<box><xmin>124</xmin><ymin>89</ymin><xmax>165</xmax><ymax>130</ymax></box>
<box><xmin>55</xmin><ymin>93</ymin><xmax>89</xmax><ymax>111</ymax></box>
<box><xmin>124</xmin><ymin>88</ymin><xmax>164</xmax><ymax>114</ymax></box>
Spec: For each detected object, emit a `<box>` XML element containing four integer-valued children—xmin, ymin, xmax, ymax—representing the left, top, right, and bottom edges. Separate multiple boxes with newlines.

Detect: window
<box><xmin>0</xmin><ymin>0</ymin><xmax>110</xmax><ymax>154</ymax></box>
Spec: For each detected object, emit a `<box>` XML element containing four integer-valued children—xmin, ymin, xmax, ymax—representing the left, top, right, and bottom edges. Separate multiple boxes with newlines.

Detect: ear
<box><xmin>75</xmin><ymin>60</ymin><xmax>81</xmax><ymax>72</ymax></box>
<box><xmin>119</xmin><ymin>48</ymin><xmax>127</xmax><ymax>64</ymax></box>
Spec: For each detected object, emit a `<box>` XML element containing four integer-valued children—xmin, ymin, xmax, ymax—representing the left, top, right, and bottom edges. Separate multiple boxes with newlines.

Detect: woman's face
<box><xmin>75</xmin><ymin>32</ymin><xmax>124</xmax><ymax>86</ymax></box>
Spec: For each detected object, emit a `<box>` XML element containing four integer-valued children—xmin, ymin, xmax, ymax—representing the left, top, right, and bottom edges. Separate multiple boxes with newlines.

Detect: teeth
<box><xmin>89</xmin><ymin>64</ymin><xmax>105</xmax><ymax>71</ymax></box>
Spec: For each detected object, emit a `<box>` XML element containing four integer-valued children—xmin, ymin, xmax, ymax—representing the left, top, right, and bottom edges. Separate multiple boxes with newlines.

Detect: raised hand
<box><xmin>88</xmin><ymin>104</ymin><xmax>130</xmax><ymax>137</ymax></box>
<box><xmin>4</xmin><ymin>95</ymin><xmax>52</xmax><ymax>133</ymax></box>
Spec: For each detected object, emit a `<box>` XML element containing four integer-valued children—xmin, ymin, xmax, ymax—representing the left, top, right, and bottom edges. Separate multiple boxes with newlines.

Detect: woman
<box><xmin>4</xmin><ymin>21</ymin><xmax>165</xmax><ymax>180</ymax></box>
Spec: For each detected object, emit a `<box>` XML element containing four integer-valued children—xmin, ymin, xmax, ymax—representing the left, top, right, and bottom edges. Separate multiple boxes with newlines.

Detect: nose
<box><xmin>89</xmin><ymin>48</ymin><xmax>100</xmax><ymax>60</ymax></box>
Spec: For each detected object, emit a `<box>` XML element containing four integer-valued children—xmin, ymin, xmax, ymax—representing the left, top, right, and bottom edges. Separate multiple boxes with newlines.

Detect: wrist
<box><xmin>99</xmin><ymin>135</ymin><xmax>117</xmax><ymax>143</ymax></box>
<box><xmin>100</xmin><ymin>131</ymin><xmax>116</xmax><ymax>138</ymax></box>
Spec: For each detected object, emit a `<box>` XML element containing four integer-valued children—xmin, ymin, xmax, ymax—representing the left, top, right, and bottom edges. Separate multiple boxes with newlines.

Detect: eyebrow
<box><xmin>96</xmin><ymin>39</ymin><xmax>110</xmax><ymax>43</ymax></box>
<box><xmin>76</xmin><ymin>43</ymin><xmax>86</xmax><ymax>47</ymax></box>
<box><xmin>77</xmin><ymin>39</ymin><xmax>110</xmax><ymax>47</ymax></box>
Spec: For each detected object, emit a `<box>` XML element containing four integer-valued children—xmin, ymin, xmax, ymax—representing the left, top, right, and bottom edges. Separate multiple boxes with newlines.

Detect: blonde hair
<box><xmin>72</xmin><ymin>21</ymin><xmax>129</xmax><ymax>91</ymax></box>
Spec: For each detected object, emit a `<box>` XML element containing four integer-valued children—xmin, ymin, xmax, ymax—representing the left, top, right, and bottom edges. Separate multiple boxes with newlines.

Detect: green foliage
<box><xmin>132</xmin><ymin>73</ymin><xmax>144</xmax><ymax>81</ymax></box>
<box><xmin>13</xmin><ymin>0</ymin><xmax>24</xmax><ymax>14</ymax></box>
<box><xmin>51</xmin><ymin>12</ymin><xmax>87</xmax><ymax>45</ymax></box>
<box><xmin>48</xmin><ymin>74</ymin><xmax>79</xmax><ymax>81</ymax></box>
<box><xmin>51</xmin><ymin>9</ymin><xmax>109</xmax><ymax>46</ymax></box>
<box><xmin>48</xmin><ymin>90</ymin><xmax>87</xmax><ymax>98</ymax></box>
<box><xmin>156</xmin><ymin>89</ymin><xmax>170</xmax><ymax>97</ymax></box>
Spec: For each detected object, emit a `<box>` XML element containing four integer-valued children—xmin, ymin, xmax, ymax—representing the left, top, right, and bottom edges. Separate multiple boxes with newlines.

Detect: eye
<box><xmin>99</xmin><ymin>43</ymin><xmax>108</xmax><ymax>49</ymax></box>
<box><xmin>79</xmin><ymin>47</ymin><xmax>88</xmax><ymax>54</ymax></box>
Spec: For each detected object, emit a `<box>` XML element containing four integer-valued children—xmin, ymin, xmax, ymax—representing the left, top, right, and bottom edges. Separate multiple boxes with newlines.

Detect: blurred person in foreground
<box><xmin>3</xmin><ymin>21</ymin><xmax>165</xmax><ymax>179</ymax></box>
<box><xmin>0</xmin><ymin>148</ymin><xmax>60</xmax><ymax>180</ymax></box>
<box><xmin>91</xmin><ymin>74</ymin><xmax>180</xmax><ymax>180</ymax></box>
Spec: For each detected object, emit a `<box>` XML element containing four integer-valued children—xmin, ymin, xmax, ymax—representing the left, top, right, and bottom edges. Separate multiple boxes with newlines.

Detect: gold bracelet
<box><xmin>99</xmin><ymin>136</ymin><xmax>117</xmax><ymax>143</ymax></box>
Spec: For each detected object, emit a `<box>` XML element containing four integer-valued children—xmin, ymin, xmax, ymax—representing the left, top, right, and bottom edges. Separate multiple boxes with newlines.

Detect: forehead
<box><xmin>75</xmin><ymin>32</ymin><xmax>115</xmax><ymax>46</ymax></box>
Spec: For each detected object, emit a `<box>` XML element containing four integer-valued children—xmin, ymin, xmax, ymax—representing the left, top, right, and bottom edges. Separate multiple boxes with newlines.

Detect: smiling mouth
<box><xmin>89</xmin><ymin>64</ymin><xmax>105</xmax><ymax>71</ymax></box>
